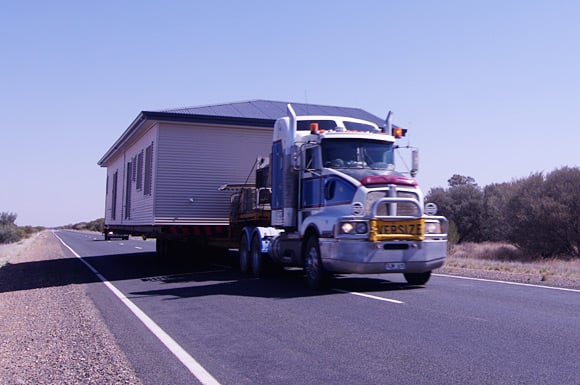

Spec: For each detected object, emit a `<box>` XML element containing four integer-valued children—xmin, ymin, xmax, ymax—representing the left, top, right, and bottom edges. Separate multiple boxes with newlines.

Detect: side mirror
<box><xmin>411</xmin><ymin>149</ymin><xmax>419</xmax><ymax>177</ymax></box>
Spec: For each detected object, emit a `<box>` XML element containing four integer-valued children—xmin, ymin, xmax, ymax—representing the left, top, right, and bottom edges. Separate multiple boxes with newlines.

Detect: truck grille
<box><xmin>365</xmin><ymin>191</ymin><xmax>420</xmax><ymax>217</ymax></box>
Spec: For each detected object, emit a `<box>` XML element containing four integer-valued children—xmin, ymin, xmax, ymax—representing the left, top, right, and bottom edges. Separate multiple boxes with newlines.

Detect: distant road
<box><xmin>55</xmin><ymin>230</ymin><xmax>580</xmax><ymax>385</ymax></box>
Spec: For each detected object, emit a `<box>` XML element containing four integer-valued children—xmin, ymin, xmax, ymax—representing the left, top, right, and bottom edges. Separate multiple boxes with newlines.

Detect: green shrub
<box><xmin>0</xmin><ymin>224</ymin><xmax>25</xmax><ymax>244</ymax></box>
<box><xmin>0</xmin><ymin>212</ymin><xmax>45</xmax><ymax>244</ymax></box>
<box><xmin>427</xmin><ymin>167</ymin><xmax>580</xmax><ymax>259</ymax></box>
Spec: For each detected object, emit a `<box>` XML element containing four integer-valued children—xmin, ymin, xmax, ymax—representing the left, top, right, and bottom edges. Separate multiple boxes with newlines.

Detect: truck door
<box><xmin>299</xmin><ymin>146</ymin><xmax>323</xmax><ymax>222</ymax></box>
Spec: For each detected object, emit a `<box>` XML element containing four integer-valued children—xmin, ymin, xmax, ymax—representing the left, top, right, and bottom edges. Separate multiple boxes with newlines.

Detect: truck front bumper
<box><xmin>319</xmin><ymin>238</ymin><xmax>447</xmax><ymax>274</ymax></box>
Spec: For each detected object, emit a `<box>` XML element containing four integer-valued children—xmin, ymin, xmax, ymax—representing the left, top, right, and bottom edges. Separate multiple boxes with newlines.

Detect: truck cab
<box><xmin>238</xmin><ymin>105</ymin><xmax>448</xmax><ymax>288</ymax></box>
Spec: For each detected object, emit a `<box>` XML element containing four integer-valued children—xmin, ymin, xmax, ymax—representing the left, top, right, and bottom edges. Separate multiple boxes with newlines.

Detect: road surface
<box><xmin>53</xmin><ymin>230</ymin><xmax>580</xmax><ymax>385</ymax></box>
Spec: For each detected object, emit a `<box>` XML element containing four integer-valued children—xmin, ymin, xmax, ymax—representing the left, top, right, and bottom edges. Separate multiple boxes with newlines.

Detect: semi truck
<box><xmin>99</xmin><ymin>100</ymin><xmax>447</xmax><ymax>288</ymax></box>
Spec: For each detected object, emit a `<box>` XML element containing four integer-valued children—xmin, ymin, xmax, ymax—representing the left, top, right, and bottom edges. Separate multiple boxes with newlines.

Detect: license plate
<box><xmin>385</xmin><ymin>263</ymin><xmax>405</xmax><ymax>271</ymax></box>
<box><xmin>369</xmin><ymin>219</ymin><xmax>425</xmax><ymax>241</ymax></box>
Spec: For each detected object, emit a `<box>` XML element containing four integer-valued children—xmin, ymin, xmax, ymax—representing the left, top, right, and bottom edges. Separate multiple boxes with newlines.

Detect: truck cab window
<box><xmin>321</xmin><ymin>138</ymin><xmax>394</xmax><ymax>170</ymax></box>
<box><xmin>297</xmin><ymin>120</ymin><xmax>337</xmax><ymax>131</ymax></box>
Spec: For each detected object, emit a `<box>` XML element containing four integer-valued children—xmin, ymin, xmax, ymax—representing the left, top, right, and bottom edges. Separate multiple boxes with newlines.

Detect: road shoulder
<box><xmin>0</xmin><ymin>231</ymin><xmax>142</xmax><ymax>385</ymax></box>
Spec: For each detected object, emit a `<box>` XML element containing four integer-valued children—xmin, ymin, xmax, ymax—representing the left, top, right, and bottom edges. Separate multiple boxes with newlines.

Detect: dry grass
<box><xmin>441</xmin><ymin>242</ymin><xmax>580</xmax><ymax>289</ymax></box>
<box><xmin>0</xmin><ymin>232</ymin><xmax>40</xmax><ymax>268</ymax></box>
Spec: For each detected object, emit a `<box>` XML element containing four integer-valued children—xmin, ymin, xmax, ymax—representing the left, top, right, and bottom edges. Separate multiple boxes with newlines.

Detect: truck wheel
<box><xmin>251</xmin><ymin>235</ymin><xmax>265</xmax><ymax>277</ymax></box>
<box><xmin>156</xmin><ymin>238</ymin><xmax>166</xmax><ymax>258</ymax></box>
<box><xmin>304</xmin><ymin>236</ymin><xmax>326</xmax><ymax>289</ymax></box>
<box><xmin>239</xmin><ymin>235</ymin><xmax>251</xmax><ymax>275</ymax></box>
<box><xmin>404</xmin><ymin>271</ymin><xmax>431</xmax><ymax>285</ymax></box>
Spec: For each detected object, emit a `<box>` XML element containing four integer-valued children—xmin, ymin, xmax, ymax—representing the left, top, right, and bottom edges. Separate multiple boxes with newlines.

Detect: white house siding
<box><xmin>104</xmin><ymin>126</ymin><xmax>158</xmax><ymax>226</ymax></box>
<box><xmin>124</xmin><ymin>127</ymin><xmax>158</xmax><ymax>224</ymax></box>
<box><xmin>154</xmin><ymin>122</ymin><xmax>272</xmax><ymax>225</ymax></box>
<box><xmin>105</xmin><ymin>156</ymin><xmax>125</xmax><ymax>225</ymax></box>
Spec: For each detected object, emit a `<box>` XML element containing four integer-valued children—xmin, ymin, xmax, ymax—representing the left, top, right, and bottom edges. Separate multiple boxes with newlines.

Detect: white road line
<box><xmin>52</xmin><ymin>232</ymin><xmax>222</xmax><ymax>385</ymax></box>
<box><xmin>434</xmin><ymin>273</ymin><xmax>580</xmax><ymax>293</ymax></box>
<box><xmin>333</xmin><ymin>289</ymin><xmax>404</xmax><ymax>304</ymax></box>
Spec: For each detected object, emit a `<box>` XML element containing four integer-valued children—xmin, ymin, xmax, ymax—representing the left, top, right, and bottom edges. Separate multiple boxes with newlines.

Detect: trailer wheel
<box><xmin>251</xmin><ymin>235</ymin><xmax>265</xmax><ymax>277</ymax></box>
<box><xmin>404</xmin><ymin>271</ymin><xmax>431</xmax><ymax>285</ymax></box>
<box><xmin>304</xmin><ymin>236</ymin><xmax>327</xmax><ymax>289</ymax></box>
<box><xmin>239</xmin><ymin>235</ymin><xmax>251</xmax><ymax>275</ymax></box>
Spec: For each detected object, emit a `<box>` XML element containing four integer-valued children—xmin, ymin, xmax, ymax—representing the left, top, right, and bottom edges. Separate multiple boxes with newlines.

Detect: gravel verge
<box><xmin>438</xmin><ymin>265</ymin><xmax>580</xmax><ymax>290</ymax></box>
<box><xmin>0</xmin><ymin>231</ymin><xmax>142</xmax><ymax>385</ymax></box>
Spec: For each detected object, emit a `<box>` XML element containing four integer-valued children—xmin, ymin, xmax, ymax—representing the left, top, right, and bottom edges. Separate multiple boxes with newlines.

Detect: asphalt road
<box><xmin>54</xmin><ymin>230</ymin><xmax>580</xmax><ymax>385</ymax></box>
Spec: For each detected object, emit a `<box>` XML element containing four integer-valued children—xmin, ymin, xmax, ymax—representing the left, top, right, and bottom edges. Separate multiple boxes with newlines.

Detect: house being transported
<box><xmin>98</xmin><ymin>99</ymin><xmax>383</xmax><ymax>240</ymax></box>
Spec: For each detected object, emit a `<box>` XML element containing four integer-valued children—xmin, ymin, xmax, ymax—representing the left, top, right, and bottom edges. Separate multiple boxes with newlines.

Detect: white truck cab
<box><xmin>240</xmin><ymin>105</ymin><xmax>448</xmax><ymax>288</ymax></box>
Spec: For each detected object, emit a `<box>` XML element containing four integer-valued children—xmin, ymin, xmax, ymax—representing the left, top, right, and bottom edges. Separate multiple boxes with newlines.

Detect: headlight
<box><xmin>424</xmin><ymin>221</ymin><xmax>442</xmax><ymax>234</ymax></box>
<box><xmin>341</xmin><ymin>222</ymin><xmax>354</xmax><ymax>234</ymax></box>
<box><xmin>339</xmin><ymin>221</ymin><xmax>368</xmax><ymax>235</ymax></box>
<box><xmin>355</xmin><ymin>222</ymin><xmax>368</xmax><ymax>234</ymax></box>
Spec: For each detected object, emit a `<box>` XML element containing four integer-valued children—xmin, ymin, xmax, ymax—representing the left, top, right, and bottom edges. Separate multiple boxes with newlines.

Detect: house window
<box><xmin>125</xmin><ymin>162</ymin><xmax>132</xmax><ymax>219</ymax></box>
<box><xmin>136</xmin><ymin>150</ymin><xmax>144</xmax><ymax>190</ymax></box>
<box><xmin>144</xmin><ymin>142</ymin><xmax>154</xmax><ymax>196</ymax></box>
<box><xmin>132</xmin><ymin>155</ymin><xmax>137</xmax><ymax>182</ymax></box>
<box><xmin>111</xmin><ymin>171</ymin><xmax>118</xmax><ymax>220</ymax></box>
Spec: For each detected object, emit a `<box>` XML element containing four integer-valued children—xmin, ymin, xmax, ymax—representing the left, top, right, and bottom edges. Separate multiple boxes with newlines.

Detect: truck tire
<box><xmin>239</xmin><ymin>235</ymin><xmax>251</xmax><ymax>275</ymax></box>
<box><xmin>404</xmin><ymin>271</ymin><xmax>431</xmax><ymax>285</ymax></box>
<box><xmin>304</xmin><ymin>236</ymin><xmax>327</xmax><ymax>289</ymax></box>
<box><xmin>251</xmin><ymin>235</ymin><xmax>265</xmax><ymax>277</ymax></box>
<box><xmin>156</xmin><ymin>238</ymin><xmax>169</xmax><ymax>259</ymax></box>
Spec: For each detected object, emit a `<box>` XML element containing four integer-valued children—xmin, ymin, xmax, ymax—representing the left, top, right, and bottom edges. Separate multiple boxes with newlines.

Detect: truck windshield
<box><xmin>321</xmin><ymin>138</ymin><xmax>394</xmax><ymax>170</ymax></box>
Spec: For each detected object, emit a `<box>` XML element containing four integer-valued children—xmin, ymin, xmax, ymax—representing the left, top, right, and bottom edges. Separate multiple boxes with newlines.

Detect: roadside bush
<box><xmin>0</xmin><ymin>212</ymin><xmax>24</xmax><ymax>244</ymax></box>
<box><xmin>70</xmin><ymin>218</ymin><xmax>103</xmax><ymax>232</ymax></box>
<box><xmin>0</xmin><ymin>212</ymin><xmax>17</xmax><ymax>226</ymax></box>
<box><xmin>427</xmin><ymin>167</ymin><xmax>580</xmax><ymax>260</ymax></box>
<box><xmin>426</xmin><ymin>175</ymin><xmax>483</xmax><ymax>243</ymax></box>
<box><xmin>506</xmin><ymin>167</ymin><xmax>580</xmax><ymax>258</ymax></box>
<box><xmin>451</xmin><ymin>242</ymin><xmax>528</xmax><ymax>262</ymax></box>
<box><xmin>0</xmin><ymin>212</ymin><xmax>45</xmax><ymax>244</ymax></box>
<box><xmin>0</xmin><ymin>224</ymin><xmax>25</xmax><ymax>244</ymax></box>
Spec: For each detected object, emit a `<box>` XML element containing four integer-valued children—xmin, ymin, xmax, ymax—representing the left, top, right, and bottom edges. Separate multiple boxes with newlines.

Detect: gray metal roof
<box><xmin>154</xmin><ymin>99</ymin><xmax>385</xmax><ymax>126</ymax></box>
<box><xmin>99</xmin><ymin>100</ymin><xmax>386</xmax><ymax>166</ymax></box>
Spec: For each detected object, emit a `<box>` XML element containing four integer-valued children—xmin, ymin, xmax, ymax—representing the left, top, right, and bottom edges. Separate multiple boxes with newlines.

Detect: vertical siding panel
<box><xmin>125</xmin><ymin>127</ymin><xmax>158</xmax><ymax>224</ymax></box>
<box><xmin>105</xmin><ymin>157</ymin><xmax>124</xmax><ymax>225</ymax></box>
<box><xmin>155</xmin><ymin>123</ymin><xmax>272</xmax><ymax>225</ymax></box>
<box><xmin>103</xmin><ymin>126</ymin><xmax>158</xmax><ymax>226</ymax></box>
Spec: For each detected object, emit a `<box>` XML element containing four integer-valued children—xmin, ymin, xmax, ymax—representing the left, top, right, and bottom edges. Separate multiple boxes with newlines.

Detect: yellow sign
<box><xmin>369</xmin><ymin>219</ymin><xmax>425</xmax><ymax>242</ymax></box>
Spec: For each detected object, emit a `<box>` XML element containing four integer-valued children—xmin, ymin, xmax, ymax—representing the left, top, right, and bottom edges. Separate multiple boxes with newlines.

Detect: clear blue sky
<box><xmin>1</xmin><ymin>1</ymin><xmax>578</xmax><ymax>227</ymax></box>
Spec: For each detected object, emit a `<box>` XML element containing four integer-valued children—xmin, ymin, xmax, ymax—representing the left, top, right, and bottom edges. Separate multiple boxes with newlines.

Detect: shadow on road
<box><xmin>128</xmin><ymin>270</ymin><xmax>423</xmax><ymax>302</ymax></box>
<box><xmin>0</xmin><ymin>250</ymin><xmax>231</xmax><ymax>294</ymax></box>
<box><xmin>0</xmin><ymin>242</ymin><xmax>424</xmax><ymax>299</ymax></box>
<box><xmin>0</xmin><ymin>256</ymin><xmax>102</xmax><ymax>293</ymax></box>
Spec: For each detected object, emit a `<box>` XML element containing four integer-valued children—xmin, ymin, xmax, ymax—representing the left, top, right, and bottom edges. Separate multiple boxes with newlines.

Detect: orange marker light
<box><xmin>392</xmin><ymin>127</ymin><xmax>408</xmax><ymax>138</ymax></box>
